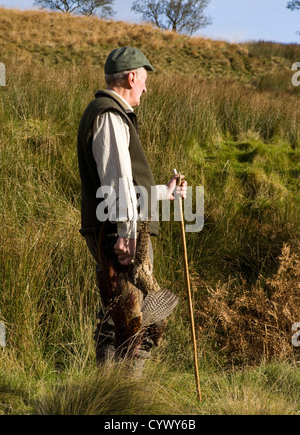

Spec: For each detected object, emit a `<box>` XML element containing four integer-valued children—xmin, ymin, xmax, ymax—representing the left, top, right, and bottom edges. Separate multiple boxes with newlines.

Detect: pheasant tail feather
<box><xmin>141</xmin><ymin>288</ymin><xmax>179</xmax><ymax>326</ymax></box>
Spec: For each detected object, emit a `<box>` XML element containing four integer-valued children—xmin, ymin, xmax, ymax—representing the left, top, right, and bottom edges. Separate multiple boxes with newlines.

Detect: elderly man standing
<box><xmin>77</xmin><ymin>47</ymin><xmax>186</xmax><ymax>370</ymax></box>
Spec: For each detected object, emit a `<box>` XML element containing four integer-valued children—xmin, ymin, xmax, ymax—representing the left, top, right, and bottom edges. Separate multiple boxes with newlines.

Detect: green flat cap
<box><xmin>105</xmin><ymin>46</ymin><xmax>155</xmax><ymax>74</ymax></box>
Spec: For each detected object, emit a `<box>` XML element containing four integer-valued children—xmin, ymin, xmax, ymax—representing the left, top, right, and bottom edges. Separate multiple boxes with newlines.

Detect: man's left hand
<box><xmin>166</xmin><ymin>174</ymin><xmax>187</xmax><ymax>200</ymax></box>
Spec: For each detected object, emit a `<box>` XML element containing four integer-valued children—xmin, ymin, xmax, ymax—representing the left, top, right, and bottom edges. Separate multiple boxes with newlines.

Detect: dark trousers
<box><xmin>84</xmin><ymin>225</ymin><xmax>161</xmax><ymax>364</ymax></box>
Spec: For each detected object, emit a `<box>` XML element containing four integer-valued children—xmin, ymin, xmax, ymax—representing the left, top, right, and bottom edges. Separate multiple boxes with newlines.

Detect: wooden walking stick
<box><xmin>173</xmin><ymin>169</ymin><xmax>202</xmax><ymax>402</ymax></box>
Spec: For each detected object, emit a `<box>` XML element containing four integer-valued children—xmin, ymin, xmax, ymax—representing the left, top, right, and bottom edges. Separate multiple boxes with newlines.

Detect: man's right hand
<box><xmin>113</xmin><ymin>237</ymin><xmax>136</xmax><ymax>266</ymax></box>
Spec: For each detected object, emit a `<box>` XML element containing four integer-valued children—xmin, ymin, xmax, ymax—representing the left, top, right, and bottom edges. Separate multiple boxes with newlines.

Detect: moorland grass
<box><xmin>0</xmin><ymin>8</ymin><xmax>299</xmax><ymax>415</ymax></box>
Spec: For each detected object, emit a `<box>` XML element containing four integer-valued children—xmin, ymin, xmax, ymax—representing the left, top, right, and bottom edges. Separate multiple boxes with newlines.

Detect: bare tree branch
<box><xmin>131</xmin><ymin>0</ymin><xmax>167</xmax><ymax>29</ymax></box>
<box><xmin>34</xmin><ymin>0</ymin><xmax>115</xmax><ymax>17</ymax></box>
<box><xmin>287</xmin><ymin>0</ymin><xmax>300</xmax><ymax>11</ymax></box>
<box><xmin>131</xmin><ymin>0</ymin><xmax>211</xmax><ymax>35</ymax></box>
<box><xmin>286</xmin><ymin>1</ymin><xmax>300</xmax><ymax>34</ymax></box>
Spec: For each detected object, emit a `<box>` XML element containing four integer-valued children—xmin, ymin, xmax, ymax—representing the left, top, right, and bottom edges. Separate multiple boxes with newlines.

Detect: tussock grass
<box><xmin>31</xmin><ymin>363</ymin><xmax>173</xmax><ymax>415</ymax></box>
<box><xmin>1</xmin><ymin>352</ymin><xmax>299</xmax><ymax>415</ymax></box>
<box><xmin>201</xmin><ymin>361</ymin><xmax>300</xmax><ymax>415</ymax></box>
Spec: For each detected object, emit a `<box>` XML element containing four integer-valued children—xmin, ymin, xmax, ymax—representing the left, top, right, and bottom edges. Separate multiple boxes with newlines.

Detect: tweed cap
<box><xmin>105</xmin><ymin>46</ymin><xmax>155</xmax><ymax>74</ymax></box>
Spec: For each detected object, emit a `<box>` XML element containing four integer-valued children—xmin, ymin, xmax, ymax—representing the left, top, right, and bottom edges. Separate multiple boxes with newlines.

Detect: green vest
<box><xmin>77</xmin><ymin>90</ymin><xmax>159</xmax><ymax>237</ymax></box>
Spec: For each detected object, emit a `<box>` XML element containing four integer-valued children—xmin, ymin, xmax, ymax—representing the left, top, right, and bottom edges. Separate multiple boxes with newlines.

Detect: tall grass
<box><xmin>0</xmin><ymin>9</ymin><xmax>299</xmax><ymax>414</ymax></box>
<box><xmin>1</xmin><ymin>60</ymin><xmax>299</xmax><ymax>367</ymax></box>
<box><xmin>1</xmin><ymin>355</ymin><xmax>299</xmax><ymax>415</ymax></box>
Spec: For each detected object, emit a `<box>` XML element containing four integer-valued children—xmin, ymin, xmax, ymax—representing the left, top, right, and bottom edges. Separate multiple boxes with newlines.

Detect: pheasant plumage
<box><xmin>107</xmin><ymin>221</ymin><xmax>179</xmax><ymax>358</ymax></box>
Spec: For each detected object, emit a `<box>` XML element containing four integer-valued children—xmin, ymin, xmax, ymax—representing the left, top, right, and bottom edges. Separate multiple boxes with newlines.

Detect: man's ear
<box><xmin>128</xmin><ymin>71</ymin><xmax>136</xmax><ymax>88</ymax></box>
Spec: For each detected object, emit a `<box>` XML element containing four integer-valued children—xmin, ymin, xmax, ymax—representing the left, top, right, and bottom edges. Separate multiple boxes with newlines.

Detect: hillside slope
<box><xmin>0</xmin><ymin>7</ymin><xmax>300</xmax><ymax>89</ymax></box>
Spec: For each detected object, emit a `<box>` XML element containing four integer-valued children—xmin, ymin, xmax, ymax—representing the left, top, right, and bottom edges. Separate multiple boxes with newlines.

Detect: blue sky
<box><xmin>1</xmin><ymin>0</ymin><xmax>300</xmax><ymax>44</ymax></box>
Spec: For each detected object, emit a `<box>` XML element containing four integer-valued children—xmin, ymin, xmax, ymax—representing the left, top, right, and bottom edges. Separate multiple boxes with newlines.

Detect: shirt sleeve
<box><xmin>92</xmin><ymin>110</ymin><xmax>138</xmax><ymax>239</ymax></box>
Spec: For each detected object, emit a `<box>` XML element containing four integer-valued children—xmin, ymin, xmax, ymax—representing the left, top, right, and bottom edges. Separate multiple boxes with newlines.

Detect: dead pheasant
<box><xmin>115</xmin><ymin>221</ymin><xmax>179</xmax><ymax>356</ymax></box>
<box><xmin>133</xmin><ymin>221</ymin><xmax>179</xmax><ymax>327</ymax></box>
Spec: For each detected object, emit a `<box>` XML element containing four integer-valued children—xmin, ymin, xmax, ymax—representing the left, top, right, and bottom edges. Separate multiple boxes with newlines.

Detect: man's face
<box><xmin>130</xmin><ymin>68</ymin><xmax>147</xmax><ymax>107</ymax></box>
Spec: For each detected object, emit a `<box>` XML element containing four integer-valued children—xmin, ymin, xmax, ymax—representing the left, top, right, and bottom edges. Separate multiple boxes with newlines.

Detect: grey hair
<box><xmin>105</xmin><ymin>67</ymin><xmax>145</xmax><ymax>87</ymax></box>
